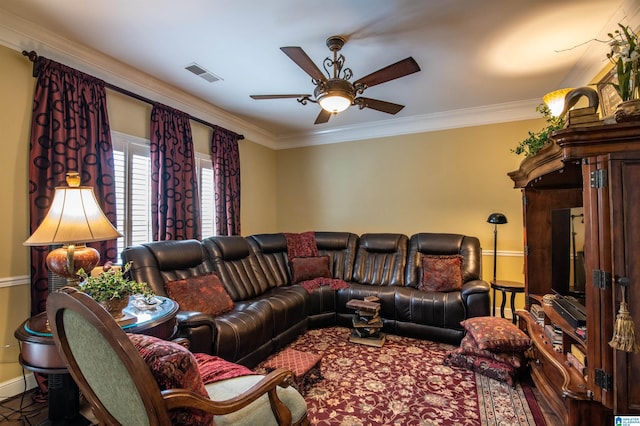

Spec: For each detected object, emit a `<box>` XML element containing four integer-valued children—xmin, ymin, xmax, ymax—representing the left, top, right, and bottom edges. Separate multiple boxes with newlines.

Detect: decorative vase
<box><xmin>614</xmin><ymin>99</ymin><xmax>640</xmax><ymax>123</ymax></box>
<box><xmin>100</xmin><ymin>296</ymin><xmax>130</xmax><ymax>319</ymax></box>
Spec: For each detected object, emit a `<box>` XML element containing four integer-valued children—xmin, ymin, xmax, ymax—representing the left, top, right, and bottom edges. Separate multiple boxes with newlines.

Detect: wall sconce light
<box><xmin>487</xmin><ymin>212</ymin><xmax>508</xmax><ymax>283</ymax></box>
<box><xmin>24</xmin><ymin>172</ymin><xmax>123</xmax><ymax>287</ymax></box>
<box><xmin>543</xmin><ymin>88</ymin><xmax>574</xmax><ymax>117</ymax></box>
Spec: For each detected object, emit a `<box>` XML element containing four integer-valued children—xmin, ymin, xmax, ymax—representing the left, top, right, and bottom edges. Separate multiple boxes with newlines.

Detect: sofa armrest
<box><xmin>461</xmin><ymin>279</ymin><xmax>490</xmax><ymax>297</ymax></box>
<box><xmin>175</xmin><ymin>311</ymin><xmax>217</xmax><ymax>354</ymax></box>
<box><xmin>461</xmin><ymin>279</ymin><xmax>490</xmax><ymax>318</ymax></box>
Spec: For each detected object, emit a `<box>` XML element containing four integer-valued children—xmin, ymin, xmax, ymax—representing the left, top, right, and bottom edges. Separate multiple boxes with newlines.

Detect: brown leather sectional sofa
<box><xmin>121</xmin><ymin>232</ymin><xmax>490</xmax><ymax>368</ymax></box>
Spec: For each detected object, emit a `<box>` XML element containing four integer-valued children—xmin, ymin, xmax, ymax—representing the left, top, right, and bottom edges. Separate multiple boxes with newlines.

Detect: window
<box><xmin>197</xmin><ymin>155</ymin><xmax>216</xmax><ymax>239</ymax></box>
<box><xmin>111</xmin><ymin>131</ymin><xmax>215</xmax><ymax>261</ymax></box>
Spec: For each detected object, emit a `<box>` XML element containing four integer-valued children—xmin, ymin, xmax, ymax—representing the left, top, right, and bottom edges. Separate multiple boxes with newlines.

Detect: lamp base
<box><xmin>46</xmin><ymin>244</ymin><xmax>100</xmax><ymax>287</ymax></box>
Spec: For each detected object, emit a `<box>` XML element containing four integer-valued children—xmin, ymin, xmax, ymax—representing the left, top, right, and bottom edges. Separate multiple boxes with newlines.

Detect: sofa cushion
<box><xmin>206</xmin><ymin>374</ymin><xmax>307</xmax><ymax>426</ymax></box>
<box><xmin>284</xmin><ymin>232</ymin><xmax>319</xmax><ymax>258</ymax></box>
<box><xmin>352</xmin><ymin>233</ymin><xmax>408</xmax><ymax>286</ymax></box>
<box><xmin>420</xmin><ymin>255</ymin><xmax>463</xmax><ymax>292</ymax></box>
<box><xmin>406</xmin><ymin>233</ymin><xmax>483</xmax><ymax>288</ymax></box>
<box><xmin>461</xmin><ymin>316</ymin><xmax>531</xmax><ymax>352</ymax></box>
<box><xmin>128</xmin><ymin>333</ymin><xmax>212</xmax><ymax>426</ymax></box>
<box><xmin>165</xmin><ymin>273</ymin><xmax>233</xmax><ymax>316</ymax></box>
<box><xmin>290</xmin><ymin>256</ymin><xmax>332</xmax><ymax>283</ymax></box>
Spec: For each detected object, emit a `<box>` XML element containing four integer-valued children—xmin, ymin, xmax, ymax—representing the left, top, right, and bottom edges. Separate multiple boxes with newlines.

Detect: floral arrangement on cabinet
<box><xmin>607</xmin><ymin>24</ymin><xmax>640</xmax><ymax>102</ymax></box>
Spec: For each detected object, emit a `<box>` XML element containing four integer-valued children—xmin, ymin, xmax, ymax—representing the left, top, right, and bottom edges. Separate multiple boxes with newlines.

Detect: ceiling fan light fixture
<box><xmin>316</xmin><ymin>79</ymin><xmax>354</xmax><ymax>113</ymax></box>
<box><xmin>319</xmin><ymin>93</ymin><xmax>352</xmax><ymax>113</ymax></box>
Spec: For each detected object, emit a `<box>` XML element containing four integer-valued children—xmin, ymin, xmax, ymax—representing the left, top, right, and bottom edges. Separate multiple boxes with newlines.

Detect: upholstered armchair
<box><xmin>46</xmin><ymin>288</ymin><xmax>308</xmax><ymax>425</ymax></box>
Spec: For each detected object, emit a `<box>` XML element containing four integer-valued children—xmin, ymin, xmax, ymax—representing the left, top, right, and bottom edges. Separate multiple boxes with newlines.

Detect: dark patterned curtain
<box><xmin>211</xmin><ymin>126</ymin><xmax>241</xmax><ymax>236</ymax></box>
<box><xmin>150</xmin><ymin>103</ymin><xmax>201</xmax><ymax>241</ymax></box>
<box><xmin>28</xmin><ymin>57</ymin><xmax>116</xmax><ymax>315</ymax></box>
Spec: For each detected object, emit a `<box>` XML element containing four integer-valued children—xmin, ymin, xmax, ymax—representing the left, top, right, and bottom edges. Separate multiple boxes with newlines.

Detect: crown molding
<box><xmin>0</xmin><ymin>9</ymin><xmax>280</xmax><ymax>149</ymax></box>
<box><xmin>275</xmin><ymin>99</ymin><xmax>541</xmax><ymax>149</ymax></box>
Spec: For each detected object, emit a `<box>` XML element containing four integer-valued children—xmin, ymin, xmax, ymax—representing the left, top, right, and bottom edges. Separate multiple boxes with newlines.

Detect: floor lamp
<box><xmin>487</xmin><ymin>213</ymin><xmax>508</xmax><ymax>283</ymax></box>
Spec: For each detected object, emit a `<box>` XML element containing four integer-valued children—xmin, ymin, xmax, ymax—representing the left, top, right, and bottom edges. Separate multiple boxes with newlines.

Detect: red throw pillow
<box><xmin>459</xmin><ymin>333</ymin><xmax>523</xmax><ymax>368</ymax></box>
<box><xmin>290</xmin><ymin>256</ymin><xmax>332</xmax><ymax>283</ymax></box>
<box><xmin>461</xmin><ymin>316</ymin><xmax>531</xmax><ymax>352</ymax></box>
<box><xmin>128</xmin><ymin>334</ymin><xmax>212</xmax><ymax>426</ymax></box>
<box><xmin>194</xmin><ymin>353</ymin><xmax>254</xmax><ymax>384</ymax></box>
<box><xmin>420</xmin><ymin>254</ymin><xmax>463</xmax><ymax>292</ymax></box>
<box><xmin>444</xmin><ymin>350</ymin><xmax>517</xmax><ymax>386</ymax></box>
<box><xmin>165</xmin><ymin>273</ymin><xmax>233</xmax><ymax>316</ymax></box>
<box><xmin>284</xmin><ymin>231</ymin><xmax>319</xmax><ymax>258</ymax></box>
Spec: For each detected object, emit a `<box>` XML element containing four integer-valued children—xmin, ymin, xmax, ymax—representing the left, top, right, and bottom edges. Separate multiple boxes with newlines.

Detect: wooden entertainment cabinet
<box><xmin>508</xmin><ymin>121</ymin><xmax>640</xmax><ymax>425</ymax></box>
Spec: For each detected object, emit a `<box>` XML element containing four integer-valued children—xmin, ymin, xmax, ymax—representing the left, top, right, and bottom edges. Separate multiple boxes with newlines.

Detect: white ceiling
<box><xmin>1</xmin><ymin>0</ymin><xmax>639</xmax><ymax>147</ymax></box>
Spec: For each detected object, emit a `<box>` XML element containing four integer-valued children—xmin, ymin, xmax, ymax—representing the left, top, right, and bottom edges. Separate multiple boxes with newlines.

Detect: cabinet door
<box><xmin>608</xmin><ymin>153</ymin><xmax>640</xmax><ymax>414</ymax></box>
<box><xmin>582</xmin><ymin>157</ymin><xmax>613</xmax><ymax>409</ymax></box>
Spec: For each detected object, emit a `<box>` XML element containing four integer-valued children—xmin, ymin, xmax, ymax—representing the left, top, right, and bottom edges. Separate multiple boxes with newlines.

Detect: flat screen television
<box><xmin>551</xmin><ymin>207</ymin><xmax>586</xmax><ymax>301</ymax></box>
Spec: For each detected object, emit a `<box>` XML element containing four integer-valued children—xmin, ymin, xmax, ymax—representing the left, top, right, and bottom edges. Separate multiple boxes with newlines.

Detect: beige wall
<box><xmin>0</xmin><ymin>41</ymin><xmax>542</xmax><ymax>388</ymax></box>
<box><xmin>0</xmin><ymin>44</ymin><xmax>278</xmax><ymax>385</ymax></box>
<box><xmin>275</xmin><ymin>122</ymin><xmax>541</xmax><ymax>287</ymax></box>
<box><xmin>0</xmin><ymin>47</ymin><xmax>34</xmax><ymax>383</ymax></box>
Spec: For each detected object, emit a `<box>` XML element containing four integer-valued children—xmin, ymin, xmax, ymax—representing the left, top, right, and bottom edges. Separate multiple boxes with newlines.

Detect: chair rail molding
<box><xmin>0</xmin><ymin>276</ymin><xmax>30</xmax><ymax>289</ymax></box>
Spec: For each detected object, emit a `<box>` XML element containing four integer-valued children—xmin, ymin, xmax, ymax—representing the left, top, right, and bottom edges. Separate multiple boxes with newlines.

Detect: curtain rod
<box><xmin>22</xmin><ymin>50</ymin><xmax>244</xmax><ymax>140</ymax></box>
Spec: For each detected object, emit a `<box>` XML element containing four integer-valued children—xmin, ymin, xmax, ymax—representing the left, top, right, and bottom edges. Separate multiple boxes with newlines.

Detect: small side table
<box><xmin>15</xmin><ymin>296</ymin><xmax>178</xmax><ymax>424</ymax></box>
<box><xmin>491</xmin><ymin>280</ymin><xmax>525</xmax><ymax>324</ymax></box>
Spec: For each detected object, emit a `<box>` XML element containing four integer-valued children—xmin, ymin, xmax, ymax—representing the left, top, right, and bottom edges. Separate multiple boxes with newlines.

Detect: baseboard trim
<box><xmin>0</xmin><ymin>372</ymin><xmax>36</xmax><ymax>401</ymax></box>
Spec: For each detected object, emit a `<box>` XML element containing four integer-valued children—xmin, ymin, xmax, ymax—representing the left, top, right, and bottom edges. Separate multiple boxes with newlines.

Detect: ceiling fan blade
<box><xmin>280</xmin><ymin>46</ymin><xmax>326</xmax><ymax>82</ymax></box>
<box><xmin>314</xmin><ymin>109</ymin><xmax>332</xmax><ymax>124</ymax></box>
<box><xmin>250</xmin><ymin>94</ymin><xmax>311</xmax><ymax>100</ymax></box>
<box><xmin>354</xmin><ymin>57</ymin><xmax>420</xmax><ymax>88</ymax></box>
<box><xmin>357</xmin><ymin>97</ymin><xmax>405</xmax><ymax>114</ymax></box>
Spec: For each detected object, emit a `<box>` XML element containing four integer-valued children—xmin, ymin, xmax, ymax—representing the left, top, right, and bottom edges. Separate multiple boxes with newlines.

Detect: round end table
<box><xmin>15</xmin><ymin>296</ymin><xmax>178</xmax><ymax>424</ymax></box>
<box><xmin>491</xmin><ymin>280</ymin><xmax>525</xmax><ymax>324</ymax></box>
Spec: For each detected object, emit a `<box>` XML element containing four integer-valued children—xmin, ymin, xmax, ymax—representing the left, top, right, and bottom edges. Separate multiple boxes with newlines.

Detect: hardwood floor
<box><xmin>530</xmin><ymin>383</ymin><xmax>564</xmax><ymax>425</ymax></box>
<box><xmin>0</xmin><ymin>388</ymin><xmax>96</xmax><ymax>426</ymax></box>
<box><xmin>0</xmin><ymin>389</ymin><xmax>49</xmax><ymax>425</ymax></box>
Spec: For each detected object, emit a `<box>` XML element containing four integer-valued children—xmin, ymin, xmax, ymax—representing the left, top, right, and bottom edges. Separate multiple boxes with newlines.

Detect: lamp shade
<box><xmin>487</xmin><ymin>213</ymin><xmax>508</xmax><ymax>225</ymax></box>
<box><xmin>24</xmin><ymin>185</ymin><xmax>122</xmax><ymax>246</ymax></box>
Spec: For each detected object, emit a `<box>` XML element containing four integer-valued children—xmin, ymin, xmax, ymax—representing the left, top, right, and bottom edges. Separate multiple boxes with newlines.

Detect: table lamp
<box><xmin>24</xmin><ymin>172</ymin><xmax>123</xmax><ymax>287</ymax></box>
<box><xmin>487</xmin><ymin>212</ymin><xmax>508</xmax><ymax>283</ymax></box>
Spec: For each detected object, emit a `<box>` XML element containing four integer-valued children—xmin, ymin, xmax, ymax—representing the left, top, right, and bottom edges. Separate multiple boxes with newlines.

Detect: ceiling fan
<box><xmin>250</xmin><ymin>35</ymin><xmax>421</xmax><ymax>124</ymax></box>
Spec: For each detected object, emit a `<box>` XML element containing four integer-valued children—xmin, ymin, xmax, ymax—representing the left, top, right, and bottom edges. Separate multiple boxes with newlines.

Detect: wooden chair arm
<box><xmin>162</xmin><ymin>368</ymin><xmax>295</xmax><ymax>424</ymax></box>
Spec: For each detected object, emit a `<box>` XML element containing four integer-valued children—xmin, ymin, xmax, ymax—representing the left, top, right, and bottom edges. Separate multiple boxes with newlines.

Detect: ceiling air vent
<box><xmin>185</xmin><ymin>63</ymin><xmax>222</xmax><ymax>83</ymax></box>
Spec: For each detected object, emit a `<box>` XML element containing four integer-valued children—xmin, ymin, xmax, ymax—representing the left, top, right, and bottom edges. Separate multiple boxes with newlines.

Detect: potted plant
<box><xmin>78</xmin><ymin>261</ymin><xmax>154</xmax><ymax>318</ymax></box>
<box><xmin>511</xmin><ymin>103</ymin><xmax>565</xmax><ymax>157</ymax></box>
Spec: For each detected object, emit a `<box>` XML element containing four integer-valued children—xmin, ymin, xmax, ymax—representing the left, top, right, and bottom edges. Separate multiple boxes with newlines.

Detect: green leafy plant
<box><xmin>511</xmin><ymin>104</ymin><xmax>565</xmax><ymax>157</ymax></box>
<box><xmin>78</xmin><ymin>261</ymin><xmax>153</xmax><ymax>302</ymax></box>
<box><xmin>606</xmin><ymin>24</ymin><xmax>640</xmax><ymax>102</ymax></box>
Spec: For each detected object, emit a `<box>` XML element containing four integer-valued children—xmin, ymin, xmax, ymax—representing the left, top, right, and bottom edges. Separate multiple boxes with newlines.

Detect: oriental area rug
<box><xmin>257</xmin><ymin>327</ymin><xmax>546</xmax><ymax>426</ymax></box>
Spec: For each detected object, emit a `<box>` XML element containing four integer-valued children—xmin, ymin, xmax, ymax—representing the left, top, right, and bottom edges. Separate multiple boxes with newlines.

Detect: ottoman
<box><xmin>263</xmin><ymin>348</ymin><xmax>322</xmax><ymax>395</ymax></box>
